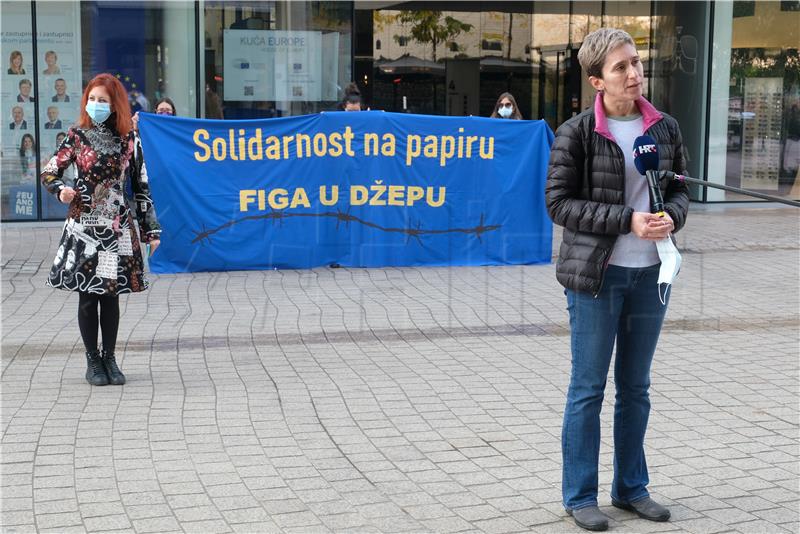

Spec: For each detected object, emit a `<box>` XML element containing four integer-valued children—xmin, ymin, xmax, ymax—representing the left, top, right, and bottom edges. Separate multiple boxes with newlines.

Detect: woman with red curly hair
<box><xmin>41</xmin><ymin>73</ymin><xmax>162</xmax><ymax>387</ymax></box>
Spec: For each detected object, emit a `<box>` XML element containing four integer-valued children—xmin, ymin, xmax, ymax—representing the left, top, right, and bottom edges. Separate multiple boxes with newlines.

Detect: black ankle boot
<box><xmin>85</xmin><ymin>350</ymin><xmax>109</xmax><ymax>386</ymax></box>
<box><xmin>101</xmin><ymin>350</ymin><xmax>126</xmax><ymax>385</ymax></box>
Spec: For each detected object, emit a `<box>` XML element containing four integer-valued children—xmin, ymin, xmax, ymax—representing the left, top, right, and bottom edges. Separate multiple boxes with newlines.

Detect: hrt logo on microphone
<box><xmin>632</xmin><ymin>144</ymin><xmax>657</xmax><ymax>158</ymax></box>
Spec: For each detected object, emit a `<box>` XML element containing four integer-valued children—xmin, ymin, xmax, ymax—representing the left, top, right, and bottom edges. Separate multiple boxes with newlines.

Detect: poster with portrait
<box><xmin>1</xmin><ymin>2</ymin><xmax>35</xmax><ymax>218</ymax></box>
<box><xmin>35</xmin><ymin>1</ymin><xmax>82</xmax><ymax>157</ymax></box>
<box><xmin>36</xmin><ymin>2</ymin><xmax>83</xmax><ymax>219</ymax></box>
<box><xmin>1</xmin><ymin>1</ymin><xmax>82</xmax><ymax>219</ymax></box>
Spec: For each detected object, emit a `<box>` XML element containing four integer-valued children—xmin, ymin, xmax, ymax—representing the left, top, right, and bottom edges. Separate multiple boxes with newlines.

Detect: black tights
<box><xmin>78</xmin><ymin>293</ymin><xmax>120</xmax><ymax>353</ymax></box>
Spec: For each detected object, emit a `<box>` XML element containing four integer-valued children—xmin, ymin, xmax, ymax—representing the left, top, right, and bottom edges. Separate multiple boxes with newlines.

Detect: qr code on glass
<box><xmin>244</xmin><ymin>86</ymin><xmax>254</xmax><ymax>96</ymax></box>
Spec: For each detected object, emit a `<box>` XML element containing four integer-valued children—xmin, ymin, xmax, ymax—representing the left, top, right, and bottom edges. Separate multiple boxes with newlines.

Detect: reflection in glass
<box><xmin>724</xmin><ymin>1</ymin><xmax>799</xmax><ymax>200</ymax></box>
<box><xmin>570</xmin><ymin>1</ymin><xmax>602</xmax><ymax>45</ymax></box>
<box><xmin>203</xmin><ymin>1</ymin><xmax>352</xmax><ymax>118</ymax></box>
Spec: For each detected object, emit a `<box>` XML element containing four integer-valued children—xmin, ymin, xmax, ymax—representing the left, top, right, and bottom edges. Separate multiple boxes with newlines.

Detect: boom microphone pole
<box><xmin>632</xmin><ymin>135</ymin><xmax>800</xmax><ymax>208</ymax></box>
<box><xmin>658</xmin><ymin>171</ymin><xmax>800</xmax><ymax>208</ymax></box>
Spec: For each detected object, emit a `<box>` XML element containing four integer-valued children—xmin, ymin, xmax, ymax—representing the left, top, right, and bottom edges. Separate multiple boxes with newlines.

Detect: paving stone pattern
<box><xmin>2</xmin><ymin>204</ymin><xmax>798</xmax><ymax>533</ymax></box>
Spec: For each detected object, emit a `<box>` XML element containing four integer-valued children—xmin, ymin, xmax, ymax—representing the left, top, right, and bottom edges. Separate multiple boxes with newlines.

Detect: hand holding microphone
<box><xmin>631</xmin><ymin>135</ymin><xmax>675</xmax><ymax>240</ymax></box>
<box><xmin>631</xmin><ymin>211</ymin><xmax>673</xmax><ymax>241</ymax></box>
<box><xmin>631</xmin><ymin>135</ymin><xmax>683</xmax><ymax>301</ymax></box>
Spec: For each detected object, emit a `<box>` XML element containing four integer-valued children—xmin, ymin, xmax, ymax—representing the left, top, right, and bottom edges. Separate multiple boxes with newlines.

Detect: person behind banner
<box><xmin>40</xmin><ymin>73</ymin><xmax>161</xmax><ymax>387</ymax></box>
<box><xmin>153</xmin><ymin>97</ymin><xmax>176</xmax><ymax>117</ymax></box>
<box><xmin>8</xmin><ymin>50</ymin><xmax>25</xmax><ymax>75</ymax></box>
<box><xmin>131</xmin><ymin>96</ymin><xmax>176</xmax><ymax>131</ymax></box>
<box><xmin>205</xmin><ymin>82</ymin><xmax>223</xmax><ymax>119</ymax></box>
<box><xmin>337</xmin><ymin>82</ymin><xmax>364</xmax><ymax>111</ymax></box>
<box><xmin>342</xmin><ymin>92</ymin><xmax>362</xmax><ymax>111</ymax></box>
<box><xmin>129</xmin><ymin>97</ymin><xmax>176</xmax><ymax>207</ymax></box>
<box><xmin>490</xmin><ymin>92</ymin><xmax>522</xmax><ymax>120</ymax></box>
<box><xmin>546</xmin><ymin>28</ymin><xmax>689</xmax><ymax>532</ymax></box>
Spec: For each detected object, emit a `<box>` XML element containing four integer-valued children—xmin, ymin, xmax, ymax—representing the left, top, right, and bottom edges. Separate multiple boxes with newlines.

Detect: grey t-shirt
<box><xmin>607</xmin><ymin>114</ymin><xmax>660</xmax><ymax>268</ymax></box>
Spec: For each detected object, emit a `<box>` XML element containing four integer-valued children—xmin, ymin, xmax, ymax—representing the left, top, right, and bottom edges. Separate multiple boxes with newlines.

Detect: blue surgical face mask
<box><xmin>85</xmin><ymin>101</ymin><xmax>111</xmax><ymax>123</ymax></box>
<box><xmin>498</xmin><ymin>105</ymin><xmax>513</xmax><ymax>118</ymax></box>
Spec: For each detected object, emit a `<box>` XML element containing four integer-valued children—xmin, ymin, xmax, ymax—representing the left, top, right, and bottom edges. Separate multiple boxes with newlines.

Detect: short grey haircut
<box><xmin>577</xmin><ymin>28</ymin><xmax>636</xmax><ymax>79</ymax></box>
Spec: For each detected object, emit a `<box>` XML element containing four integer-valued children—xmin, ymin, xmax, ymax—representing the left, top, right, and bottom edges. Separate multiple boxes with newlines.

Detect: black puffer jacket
<box><xmin>546</xmin><ymin>102</ymin><xmax>690</xmax><ymax>296</ymax></box>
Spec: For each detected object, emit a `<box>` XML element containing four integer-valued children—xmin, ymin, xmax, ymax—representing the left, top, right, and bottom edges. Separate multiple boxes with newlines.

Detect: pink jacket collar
<box><xmin>593</xmin><ymin>92</ymin><xmax>662</xmax><ymax>142</ymax></box>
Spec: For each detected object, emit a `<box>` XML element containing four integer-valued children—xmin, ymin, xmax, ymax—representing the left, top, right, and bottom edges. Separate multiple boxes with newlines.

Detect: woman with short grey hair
<box><xmin>546</xmin><ymin>28</ymin><xmax>689</xmax><ymax>531</ymax></box>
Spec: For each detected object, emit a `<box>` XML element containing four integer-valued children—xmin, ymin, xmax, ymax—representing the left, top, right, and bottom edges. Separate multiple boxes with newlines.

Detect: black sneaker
<box><xmin>567</xmin><ymin>505</ymin><xmax>609</xmax><ymax>531</ymax></box>
<box><xmin>101</xmin><ymin>350</ymin><xmax>126</xmax><ymax>385</ymax></box>
<box><xmin>612</xmin><ymin>497</ymin><xmax>671</xmax><ymax>522</ymax></box>
<box><xmin>85</xmin><ymin>350</ymin><xmax>109</xmax><ymax>386</ymax></box>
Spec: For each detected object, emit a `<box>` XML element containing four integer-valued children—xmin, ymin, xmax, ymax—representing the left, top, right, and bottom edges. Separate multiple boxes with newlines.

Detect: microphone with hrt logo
<box><xmin>632</xmin><ymin>135</ymin><xmax>681</xmax><ymax>305</ymax></box>
<box><xmin>632</xmin><ymin>135</ymin><xmax>665</xmax><ymax>216</ymax></box>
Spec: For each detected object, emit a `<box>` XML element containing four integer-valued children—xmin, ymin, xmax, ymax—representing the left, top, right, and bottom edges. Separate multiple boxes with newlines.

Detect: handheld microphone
<box><xmin>632</xmin><ymin>135</ymin><xmax>665</xmax><ymax>215</ymax></box>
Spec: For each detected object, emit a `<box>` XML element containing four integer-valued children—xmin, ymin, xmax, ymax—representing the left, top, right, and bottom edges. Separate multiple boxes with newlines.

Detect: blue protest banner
<box><xmin>138</xmin><ymin>111</ymin><xmax>553</xmax><ymax>273</ymax></box>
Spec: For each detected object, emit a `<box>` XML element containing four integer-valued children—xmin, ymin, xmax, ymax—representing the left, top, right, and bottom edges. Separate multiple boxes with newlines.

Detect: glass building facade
<box><xmin>1</xmin><ymin>1</ymin><xmax>798</xmax><ymax>221</ymax></box>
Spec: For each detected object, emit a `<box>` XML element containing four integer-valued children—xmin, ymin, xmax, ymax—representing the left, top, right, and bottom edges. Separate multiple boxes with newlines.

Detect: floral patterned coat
<box><xmin>41</xmin><ymin>124</ymin><xmax>161</xmax><ymax>295</ymax></box>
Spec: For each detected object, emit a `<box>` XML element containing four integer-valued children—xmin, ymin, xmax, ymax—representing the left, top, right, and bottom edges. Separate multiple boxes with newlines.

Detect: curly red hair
<box><xmin>78</xmin><ymin>73</ymin><xmax>132</xmax><ymax>137</ymax></box>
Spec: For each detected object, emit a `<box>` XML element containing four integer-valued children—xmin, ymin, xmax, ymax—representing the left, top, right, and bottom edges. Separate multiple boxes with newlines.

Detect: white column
<box><xmin>706</xmin><ymin>0</ymin><xmax>733</xmax><ymax>201</ymax></box>
<box><xmin>163</xmin><ymin>1</ymin><xmax>197</xmax><ymax>118</ymax></box>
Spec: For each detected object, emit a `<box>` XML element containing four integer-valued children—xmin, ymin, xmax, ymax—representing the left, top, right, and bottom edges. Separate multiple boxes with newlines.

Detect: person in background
<box><xmin>42</xmin><ymin>50</ymin><xmax>60</xmax><ymax>75</ymax></box>
<box><xmin>153</xmin><ymin>97</ymin><xmax>176</xmax><ymax>116</ymax></box>
<box><xmin>8</xmin><ymin>50</ymin><xmax>25</xmax><ymax>75</ymax></box>
<box><xmin>129</xmin><ymin>96</ymin><xmax>176</xmax><ymax>211</ymax></box>
<box><xmin>205</xmin><ymin>83</ymin><xmax>223</xmax><ymax>119</ymax></box>
<box><xmin>132</xmin><ymin>96</ymin><xmax>177</xmax><ymax>130</ymax></box>
<box><xmin>9</xmin><ymin>106</ymin><xmax>27</xmax><ymax>130</ymax></box>
<box><xmin>338</xmin><ymin>82</ymin><xmax>364</xmax><ymax>111</ymax></box>
<box><xmin>546</xmin><ymin>28</ymin><xmax>689</xmax><ymax>531</ymax></box>
<box><xmin>490</xmin><ymin>92</ymin><xmax>522</xmax><ymax>120</ymax></box>
<box><xmin>17</xmin><ymin>79</ymin><xmax>35</xmax><ymax>103</ymax></box>
<box><xmin>129</xmin><ymin>90</ymin><xmax>149</xmax><ymax>115</ymax></box>
<box><xmin>45</xmin><ymin>106</ymin><xmax>62</xmax><ymax>129</ymax></box>
<box><xmin>52</xmin><ymin>78</ymin><xmax>70</xmax><ymax>102</ymax></box>
<box><xmin>342</xmin><ymin>93</ymin><xmax>362</xmax><ymax>111</ymax></box>
<box><xmin>40</xmin><ymin>73</ymin><xmax>161</xmax><ymax>387</ymax></box>
<box><xmin>19</xmin><ymin>133</ymin><xmax>36</xmax><ymax>178</ymax></box>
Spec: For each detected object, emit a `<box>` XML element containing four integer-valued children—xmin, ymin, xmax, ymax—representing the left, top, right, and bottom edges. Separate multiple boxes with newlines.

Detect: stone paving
<box><xmin>1</xmin><ymin>203</ymin><xmax>798</xmax><ymax>534</ymax></box>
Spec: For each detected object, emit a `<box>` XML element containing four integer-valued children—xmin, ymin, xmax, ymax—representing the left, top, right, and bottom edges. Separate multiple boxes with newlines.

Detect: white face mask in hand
<box><xmin>656</xmin><ymin>237</ymin><xmax>682</xmax><ymax>305</ymax></box>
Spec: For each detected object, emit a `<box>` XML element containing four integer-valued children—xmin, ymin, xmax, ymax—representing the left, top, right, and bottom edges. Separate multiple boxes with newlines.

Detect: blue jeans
<box><xmin>562</xmin><ymin>264</ymin><xmax>669</xmax><ymax>510</ymax></box>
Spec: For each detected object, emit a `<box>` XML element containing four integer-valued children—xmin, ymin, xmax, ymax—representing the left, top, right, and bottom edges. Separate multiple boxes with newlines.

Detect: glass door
<box><xmin>539</xmin><ymin>48</ymin><xmax>567</xmax><ymax>131</ymax></box>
